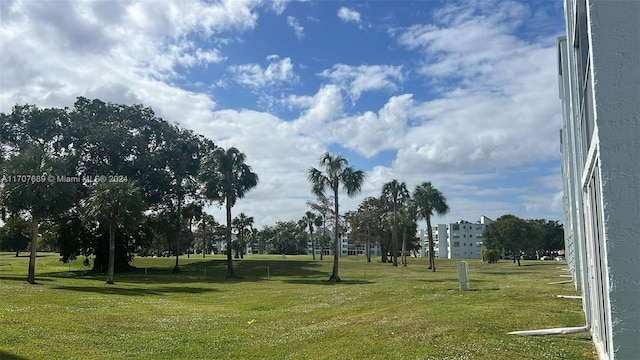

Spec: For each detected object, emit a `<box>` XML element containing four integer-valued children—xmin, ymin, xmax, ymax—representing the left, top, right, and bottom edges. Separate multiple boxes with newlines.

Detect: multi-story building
<box><xmin>420</xmin><ymin>216</ymin><xmax>493</xmax><ymax>259</ymax></box>
<box><xmin>558</xmin><ymin>0</ymin><xmax>639</xmax><ymax>358</ymax></box>
<box><xmin>309</xmin><ymin>230</ymin><xmax>381</xmax><ymax>257</ymax></box>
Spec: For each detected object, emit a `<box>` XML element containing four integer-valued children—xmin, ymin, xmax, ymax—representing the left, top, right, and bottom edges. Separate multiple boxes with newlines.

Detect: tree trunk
<box><xmin>366</xmin><ymin>227</ymin><xmax>371</xmax><ymax>263</ymax></box>
<box><xmin>392</xmin><ymin>202</ymin><xmax>398</xmax><ymax>267</ymax></box>
<box><xmin>380</xmin><ymin>241</ymin><xmax>388</xmax><ymax>263</ymax></box>
<box><xmin>187</xmin><ymin>218</ymin><xmax>192</xmax><ymax>259</ymax></box>
<box><xmin>310</xmin><ymin>228</ymin><xmax>316</xmax><ymax>261</ymax></box>
<box><xmin>427</xmin><ymin>216</ymin><xmax>436</xmax><ymax>272</ymax></box>
<box><xmin>320</xmin><ymin>218</ymin><xmax>325</xmax><ymax>261</ymax></box>
<box><xmin>173</xmin><ymin>198</ymin><xmax>182</xmax><ymax>273</ymax></box>
<box><xmin>329</xmin><ymin>187</ymin><xmax>340</xmax><ymax>282</ymax></box>
<box><xmin>106</xmin><ymin>219</ymin><xmax>116</xmax><ymax>284</ymax></box>
<box><xmin>26</xmin><ymin>215</ymin><xmax>38</xmax><ymax>284</ymax></box>
<box><xmin>240</xmin><ymin>230</ymin><xmax>244</xmax><ymax>259</ymax></box>
<box><xmin>202</xmin><ymin>221</ymin><xmax>206</xmax><ymax>259</ymax></box>
<box><xmin>225</xmin><ymin>197</ymin><xmax>235</xmax><ymax>278</ymax></box>
<box><xmin>401</xmin><ymin>226</ymin><xmax>407</xmax><ymax>266</ymax></box>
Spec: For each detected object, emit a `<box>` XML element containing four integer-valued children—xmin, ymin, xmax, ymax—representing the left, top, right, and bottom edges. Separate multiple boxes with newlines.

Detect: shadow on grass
<box><xmin>446</xmin><ymin>287</ymin><xmax>501</xmax><ymax>292</ymax></box>
<box><xmin>53</xmin><ymin>285</ymin><xmax>219</xmax><ymax>296</ymax></box>
<box><xmin>414</xmin><ymin>278</ymin><xmax>459</xmax><ymax>283</ymax></box>
<box><xmin>0</xmin><ymin>274</ymin><xmax>54</xmax><ymax>283</ymax></box>
<box><xmin>41</xmin><ymin>259</ymin><xmax>329</xmax><ymax>286</ymax></box>
<box><xmin>0</xmin><ymin>350</ymin><xmax>28</xmax><ymax>360</ymax></box>
<box><xmin>282</xmin><ymin>279</ymin><xmax>375</xmax><ymax>286</ymax></box>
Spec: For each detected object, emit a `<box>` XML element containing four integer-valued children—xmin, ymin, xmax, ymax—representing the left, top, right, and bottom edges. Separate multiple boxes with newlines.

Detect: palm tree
<box><xmin>413</xmin><ymin>182</ymin><xmax>449</xmax><ymax>272</ymax></box>
<box><xmin>381</xmin><ymin>180</ymin><xmax>410</xmax><ymax>267</ymax></box>
<box><xmin>83</xmin><ymin>181</ymin><xmax>145</xmax><ymax>284</ymax></box>
<box><xmin>232</xmin><ymin>212</ymin><xmax>254</xmax><ymax>259</ymax></box>
<box><xmin>302</xmin><ymin>211</ymin><xmax>319</xmax><ymax>260</ymax></box>
<box><xmin>198</xmin><ymin>147</ymin><xmax>258</xmax><ymax>278</ymax></box>
<box><xmin>308</xmin><ymin>152</ymin><xmax>365</xmax><ymax>282</ymax></box>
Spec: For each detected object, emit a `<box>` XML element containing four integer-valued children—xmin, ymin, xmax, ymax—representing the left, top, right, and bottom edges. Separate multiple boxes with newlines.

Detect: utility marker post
<box><xmin>457</xmin><ymin>261</ymin><xmax>470</xmax><ymax>291</ymax></box>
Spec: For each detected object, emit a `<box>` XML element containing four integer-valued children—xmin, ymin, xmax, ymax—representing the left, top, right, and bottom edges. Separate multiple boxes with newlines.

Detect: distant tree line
<box><xmin>482</xmin><ymin>214</ymin><xmax>564</xmax><ymax>266</ymax></box>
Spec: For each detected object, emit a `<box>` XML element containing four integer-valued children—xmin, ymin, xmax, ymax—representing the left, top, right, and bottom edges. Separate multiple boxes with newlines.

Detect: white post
<box><xmin>457</xmin><ymin>261</ymin><xmax>469</xmax><ymax>291</ymax></box>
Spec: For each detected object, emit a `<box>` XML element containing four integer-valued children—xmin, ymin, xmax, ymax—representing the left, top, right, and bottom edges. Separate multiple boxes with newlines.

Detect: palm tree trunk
<box><xmin>427</xmin><ymin>216</ymin><xmax>436</xmax><ymax>272</ymax></box>
<box><xmin>27</xmin><ymin>215</ymin><xmax>39</xmax><ymax>284</ymax></box>
<box><xmin>226</xmin><ymin>197</ymin><xmax>234</xmax><ymax>278</ymax></box>
<box><xmin>107</xmin><ymin>219</ymin><xmax>116</xmax><ymax>284</ymax></box>
<box><xmin>321</xmin><ymin>216</ymin><xmax>325</xmax><ymax>261</ymax></box>
<box><xmin>402</xmin><ymin>226</ymin><xmax>407</xmax><ymax>266</ymax></box>
<box><xmin>173</xmin><ymin>198</ymin><xmax>182</xmax><ymax>273</ymax></box>
<box><xmin>310</xmin><ymin>228</ymin><xmax>316</xmax><ymax>260</ymax></box>
<box><xmin>329</xmin><ymin>189</ymin><xmax>340</xmax><ymax>282</ymax></box>
<box><xmin>202</xmin><ymin>221</ymin><xmax>206</xmax><ymax>259</ymax></box>
<box><xmin>392</xmin><ymin>203</ymin><xmax>398</xmax><ymax>267</ymax></box>
<box><xmin>366</xmin><ymin>227</ymin><xmax>371</xmax><ymax>263</ymax></box>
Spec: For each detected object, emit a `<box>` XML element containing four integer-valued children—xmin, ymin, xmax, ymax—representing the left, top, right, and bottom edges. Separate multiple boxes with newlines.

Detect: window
<box><xmin>453</xmin><ymin>242</ymin><xmax>460</xmax><ymax>247</ymax></box>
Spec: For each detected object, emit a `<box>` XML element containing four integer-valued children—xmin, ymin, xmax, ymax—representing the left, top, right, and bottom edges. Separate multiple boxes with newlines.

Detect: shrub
<box><xmin>482</xmin><ymin>249</ymin><xmax>500</xmax><ymax>263</ymax></box>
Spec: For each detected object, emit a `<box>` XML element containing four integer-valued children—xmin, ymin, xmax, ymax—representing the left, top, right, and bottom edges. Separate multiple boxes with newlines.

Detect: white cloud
<box><xmin>337</xmin><ymin>7</ymin><xmax>361</xmax><ymax>23</ymax></box>
<box><xmin>286</xmin><ymin>16</ymin><xmax>304</xmax><ymax>39</ymax></box>
<box><xmin>228</xmin><ymin>56</ymin><xmax>298</xmax><ymax>88</ymax></box>
<box><xmin>288</xmin><ymin>84</ymin><xmax>344</xmax><ymax>134</ymax></box>
<box><xmin>388</xmin><ymin>0</ymin><xmax>563</xmax><ymax>176</ymax></box>
<box><xmin>333</xmin><ymin>94</ymin><xmax>413</xmax><ymax>157</ymax></box>
<box><xmin>0</xmin><ymin>0</ymin><xmax>260</xmax><ymax>109</ymax></box>
<box><xmin>319</xmin><ymin>64</ymin><xmax>404</xmax><ymax>102</ymax></box>
<box><xmin>268</xmin><ymin>0</ymin><xmax>290</xmax><ymax>15</ymax></box>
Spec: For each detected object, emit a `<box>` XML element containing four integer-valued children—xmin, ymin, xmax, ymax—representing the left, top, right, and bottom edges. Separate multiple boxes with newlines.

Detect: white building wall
<box><xmin>424</xmin><ymin>217</ymin><xmax>492</xmax><ymax>259</ymax></box>
<box><xmin>559</xmin><ymin>1</ymin><xmax>640</xmax><ymax>358</ymax></box>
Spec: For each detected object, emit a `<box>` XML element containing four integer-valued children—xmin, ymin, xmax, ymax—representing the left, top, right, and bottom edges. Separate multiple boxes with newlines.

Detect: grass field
<box><xmin>0</xmin><ymin>253</ymin><xmax>596</xmax><ymax>359</ymax></box>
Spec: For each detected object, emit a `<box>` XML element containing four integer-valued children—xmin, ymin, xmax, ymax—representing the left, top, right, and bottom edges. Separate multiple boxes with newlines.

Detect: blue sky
<box><xmin>0</xmin><ymin>0</ymin><xmax>567</xmax><ymax>228</ymax></box>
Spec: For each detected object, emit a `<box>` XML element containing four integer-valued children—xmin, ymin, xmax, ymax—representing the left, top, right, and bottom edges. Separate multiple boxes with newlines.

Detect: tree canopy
<box><xmin>482</xmin><ymin>215</ymin><xmax>564</xmax><ymax>265</ymax></box>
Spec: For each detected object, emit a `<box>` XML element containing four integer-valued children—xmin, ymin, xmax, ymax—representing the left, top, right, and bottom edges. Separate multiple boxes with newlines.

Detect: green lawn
<box><xmin>0</xmin><ymin>253</ymin><xmax>596</xmax><ymax>359</ymax></box>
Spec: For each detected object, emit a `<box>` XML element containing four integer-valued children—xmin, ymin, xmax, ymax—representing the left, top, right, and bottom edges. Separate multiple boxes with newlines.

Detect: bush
<box><xmin>482</xmin><ymin>249</ymin><xmax>500</xmax><ymax>263</ymax></box>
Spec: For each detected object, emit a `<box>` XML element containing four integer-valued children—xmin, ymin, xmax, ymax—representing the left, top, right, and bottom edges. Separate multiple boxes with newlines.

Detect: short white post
<box><xmin>457</xmin><ymin>261</ymin><xmax>469</xmax><ymax>291</ymax></box>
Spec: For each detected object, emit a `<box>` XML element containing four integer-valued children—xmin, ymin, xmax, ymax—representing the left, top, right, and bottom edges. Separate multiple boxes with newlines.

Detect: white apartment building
<box><xmin>420</xmin><ymin>216</ymin><xmax>493</xmax><ymax>259</ymax></box>
<box><xmin>558</xmin><ymin>1</ymin><xmax>639</xmax><ymax>358</ymax></box>
<box><xmin>308</xmin><ymin>231</ymin><xmax>382</xmax><ymax>257</ymax></box>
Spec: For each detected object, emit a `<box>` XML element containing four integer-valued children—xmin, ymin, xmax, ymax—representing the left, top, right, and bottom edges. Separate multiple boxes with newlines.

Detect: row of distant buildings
<box><xmin>223</xmin><ymin>215</ymin><xmax>494</xmax><ymax>260</ymax></box>
<box><xmin>330</xmin><ymin>215</ymin><xmax>494</xmax><ymax>260</ymax></box>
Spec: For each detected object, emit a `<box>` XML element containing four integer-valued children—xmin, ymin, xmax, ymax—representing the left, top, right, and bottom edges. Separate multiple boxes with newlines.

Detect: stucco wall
<box><xmin>589</xmin><ymin>1</ymin><xmax>640</xmax><ymax>359</ymax></box>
